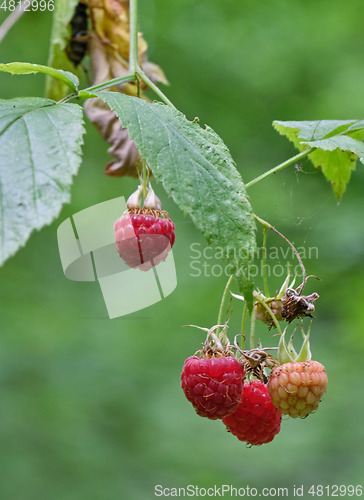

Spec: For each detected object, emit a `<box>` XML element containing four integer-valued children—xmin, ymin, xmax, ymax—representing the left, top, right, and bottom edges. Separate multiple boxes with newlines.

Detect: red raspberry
<box><xmin>114</xmin><ymin>212</ymin><xmax>175</xmax><ymax>271</ymax></box>
<box><xmin>223</xmin><ymin>380</ymin><xmax>282</xmax><ymax>446</ymax></box>
<box><xmin>181</xmin><ymin>355</ymin><xmax>245</xmax><ymax>420</ymax></box>
<box><xmin>268</xmin><ymin>360</ymin><xmax>327</xmax><ymax>418</ymax></box>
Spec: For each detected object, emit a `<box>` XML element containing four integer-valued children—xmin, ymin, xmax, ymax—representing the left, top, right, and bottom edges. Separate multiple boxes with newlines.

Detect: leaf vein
<box><xmin>43</xmin><ymin>108</ymin><xmax>75</xmax><ymax>172</ymax></box>
<box><xmin>22</xmin><ymin>116</ymin><xmax>38</xmax><ymax>219</ymax></box>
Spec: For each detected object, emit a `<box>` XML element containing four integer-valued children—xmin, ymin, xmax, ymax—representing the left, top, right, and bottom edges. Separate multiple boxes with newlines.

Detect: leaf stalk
<box><xmin>129</xmin><ymin>0</ymin><xmax>139</xmax><ymax>76</ymax></box>
<box><xmin>216</xmin><ymin>274</ymin><xmax>234</xmax><ymax>336</ymax></box>
<box><xmin>254</xmin><ymin>214</ymin><xmax>306</xmax><ymax>286</ymax></box>
<box><xmin>246</xmin><ymin>149</ymin><xmax>312</xmax><ymax>188</ymax></box>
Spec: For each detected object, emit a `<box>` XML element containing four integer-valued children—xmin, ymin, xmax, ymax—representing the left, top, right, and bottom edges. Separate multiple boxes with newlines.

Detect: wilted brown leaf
<box><xmin>84</xmin><ymin>97</ymin><xmax>142</xmax><ymax>178</ymax></box>
<box><xmin>85</xmin><ymin>0</ymin><xmax>168</xmax><ymax>176</ymax></box>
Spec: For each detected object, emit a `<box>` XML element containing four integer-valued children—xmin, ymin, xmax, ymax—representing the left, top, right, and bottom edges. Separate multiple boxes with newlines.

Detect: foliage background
<box><xmin>1</xmin><ymin>0</ymin><xmax>364</xmax><ymax>498</ymax></box>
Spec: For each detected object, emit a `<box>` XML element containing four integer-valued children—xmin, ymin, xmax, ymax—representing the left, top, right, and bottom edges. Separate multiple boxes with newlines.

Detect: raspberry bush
<box><xmin>1</xmin><ymin>0</ymin><xmax>362</xmax><ymax>452</ymax></box>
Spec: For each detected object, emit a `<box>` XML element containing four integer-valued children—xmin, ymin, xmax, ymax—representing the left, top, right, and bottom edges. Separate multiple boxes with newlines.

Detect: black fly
<box><xmin>66</xmin><ymin>2</ymin><xmax>89</xmax><ymax>67</ymax></box>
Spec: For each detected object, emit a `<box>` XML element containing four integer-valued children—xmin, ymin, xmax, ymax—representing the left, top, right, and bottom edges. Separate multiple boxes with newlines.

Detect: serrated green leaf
<box><xmin>344</xmin><ymin>120</ymin><xmax>364</xmax><ymax>134</ymax></box>
<box><xmin>85</xmin><ymin>91</ymin><xmax>256</xmax><ymax>305</ymax></box>
<box><xmin>0</xmin><ymin>97</ymin><xmax>85</xmax><ymax>266</ymax></box>
<box><xmin>0</xmin><ymin>62</ymin><xmax>79</xmax><ymax>92</ymax></box>
<box><xmin>46</xmin><ymin>0</ymin><xmax>82</xmax><ymax>100</ymax></box>
<box><xmin>273</xmin><ymin>119</ymin><xmax>364</xmax><ymax>201</ymax></box>
<box><xmin>306</xmin><ymin>134</ymin><xmax>364</xmax><ymax>158</ymax></box>
<box><xmin>306</xmin><ymin>137</ymin><xmax>364</xmax><ymax>200</ymax></box>
<box><xmin>274</xmin><ymin>119</ymin><xmax>358</xmax><ymax>143</ymax></box>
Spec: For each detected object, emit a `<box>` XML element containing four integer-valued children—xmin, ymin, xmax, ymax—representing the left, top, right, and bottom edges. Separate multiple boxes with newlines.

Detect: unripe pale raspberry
<box><xmin>268</xmin><ymin>360</ymin><xmax>327</xmax><ymax>418</ymax></box>
<box><xmin>181</xmin><ymin>355</ymin><xmax>245</xmax><ymax>420</ymax></box>
<box><xmin>255</xmin><ymin>300</ymin><xmax>284</xmax><ymax>327</ymax></box>
<box><xmin>114</xmin><ymin>212</ymin><xmax>175</xmax><ymax>271</ymax></box>
<box><xmin>223</xmin><ymin>380</ymin><xmax>282</xmax><ymax>446</ymax></box>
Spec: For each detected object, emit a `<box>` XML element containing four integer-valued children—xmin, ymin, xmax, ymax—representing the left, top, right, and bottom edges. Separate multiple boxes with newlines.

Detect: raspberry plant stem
<box><xmin>129</xmin><ymin>0</ymin><xmax>139</xmax><ymax>76</ymax></box>
<box><xmin>250</xmin><ymin>307</ymin><xmax>256</xmax><ymax>350</ymax></box>
<box><xmin>141</xmin><ymin>159</ymin><xmax>148</xmax><ymax>201</ymax></box>
<box><xmin>254</xmin><ymin>214</ymin><xmax>306</xmax><ymax>288</ymax></box>
<box><xmin>241</xmin><ymin>303</ymin><xmax>248</xmax><ymax>349</ymax></box>
<box><xmin>78</xmin><ymin>0</ymin><xmax>175</xmax><ymax>107</ymax></box>
<box><xmin>79</xmin><ymin>75</ymin><xmax>136</xmax><ymax>95</ymax></box>
<box><xmin>129</xmin><ymin>0</ymin><xmax>175</xmax><ymax>108</ymax></box>
<box><xmin>0</xmin><ymin>2</ymin><xmax>26</xmax><ymax>43</ymax></box>
<box><xmin>245</xmin><ymin>149</ymin><xmax>312</xmax><ymax>188</ymax></box>
<box><xmin>262</xmin><ymin>226</ymin><xmax>270</xmax><ymax>298</ymax></box>
<box><xmin>216</xmin><ymin>274</ymin><xmax>234</xmax><ymax>339</ymax></box>
<box><xmin>137</xmin><ymin>69</ymin><xmax>176</xmax><ymax>108</ymax></box>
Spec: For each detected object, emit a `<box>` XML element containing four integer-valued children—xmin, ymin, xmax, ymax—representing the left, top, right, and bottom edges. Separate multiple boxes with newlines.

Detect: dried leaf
<box><xmin>84</xmin><ymin>0</ymin><xmax>168</xmax><ymax>176</ymax></box>
<box><xmin>88</xmin><ymin>0</ymin><xmax>168</xmax><ymax>89</ymax></box>
<box><xmin>84</xmin><ymin>97</ymin><xmax>142</xmax><ymax>178</ymax></box>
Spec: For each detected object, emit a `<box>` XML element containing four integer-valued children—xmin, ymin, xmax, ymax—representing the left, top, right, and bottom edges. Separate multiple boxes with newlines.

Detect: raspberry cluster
<box><xmin>181</xmin><ymin>348</ymin><xmax>283</xmax><ymax>446</ymax></box>
<box><xmin>181</xmin><ymin>326</ymin><xmax>328</xmax><ymax>447</ymax></box>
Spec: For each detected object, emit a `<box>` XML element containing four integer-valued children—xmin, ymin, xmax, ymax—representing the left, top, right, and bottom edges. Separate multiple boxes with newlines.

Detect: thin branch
<box><xmin>137</xmin><ymin>69</ymin><xmax>175</xmax><ymax>108</ymax></box>
<box><xmin>250</xmin><ymin>308</ymin><xmax>256</xmax><ymax>350</ymax></box>
<box><xmin>129</xmin><ymin>0</ymin><xmax>139</xmax><ymax>75</ymax></box>
<box><xmin>241</xmin><ymin>302</ymin><xmax>248</xmax><ymax>349</ymax></box>
<box><xmin>216</xmin><ymin>274</ymin><xmax>234</xmax><ymax>336</ymax></box>
<box><xmin>81</xmin><ymin>75</ymin><xmax>136</xmax><ymax>94</ymax></box>
<box><xmin>246</xmin><ymin>149</ymin><xmax>312</xmax><ymax>188</ymax></box>
<box><xmin>254</xmin><ymin>214</ymin><xmax>306</xmax><ymax>289</ymax></box>
<box><xmin>0</xmin><ymin>2</ymin><xmax>26</xmax><ymax>43</ymax></box>
<box><xmin>262</xmin><ymin>226</ymin><xmax>270</xmax><ymax>297</ymax></box>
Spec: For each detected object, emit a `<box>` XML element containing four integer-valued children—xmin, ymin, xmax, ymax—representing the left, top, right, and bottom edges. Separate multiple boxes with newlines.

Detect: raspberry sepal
<box><xmin>277</xmin><ymin>322</ymin><xmax>312</xmax><ymax>365</ymax></box>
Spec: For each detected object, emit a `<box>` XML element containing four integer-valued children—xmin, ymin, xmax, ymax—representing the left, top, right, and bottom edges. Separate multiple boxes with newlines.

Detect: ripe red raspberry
<box><xmin>114</xmin><ymin>212</ymin><xmax>175</xmax><ymax>271</ymax></box>
<box><xmin>223</xmin><ymin>380</ymin><xmax>282</xmax><ymax>446</ymax></box>
<box><xmin>181</xmin><ymin>355</ymin><xmax>245</xmax><ymax>420</ymax></box>
<box><xmin>268</xmin><ymin>360</ymin><xmax>327</xmax><ymax>418</ymax></box>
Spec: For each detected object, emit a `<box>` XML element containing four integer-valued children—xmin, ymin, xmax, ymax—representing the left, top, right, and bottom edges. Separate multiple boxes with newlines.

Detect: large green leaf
<box><xmin>273</xmin><ymin>119</ymin><xmax>364</xmax><ymax>201</ymax></box>
<box><xmin>0</xmin><ymin>62</ymin><xmax>79</xmax><ymax>92</ymax></box>
<box><xmin>0</xmin><ymin>97</ymin><xmax>85</xmax><ymax>266</ymax></box>
<box><xmin>83</xmin><ymin>91</ymin><xmax>256</xmax><ymax>304</ymax></box>
<box><xmin>46</xmin><ymin>0</ymin><xmax>82</xmax><ymax>100</ymax></box>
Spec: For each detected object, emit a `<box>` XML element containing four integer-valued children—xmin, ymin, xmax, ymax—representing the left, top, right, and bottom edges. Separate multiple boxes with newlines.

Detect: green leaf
<box><xmin>273</xmin><ymin>119</ymin><xmax>364</xmax><ymax>201</ymax></box>
<box><xmin>46</xmin><ymin>0</ymin><xmax>82</xmax><ymax>100</ymax></box>
<box><xmin>0</xmin><ymin>62</ymin><xmax>79</xmax><ymax>92</ymax></box>
<box><xmin>0</xmin><ymin>97</ymin><xmax>85</xmax><ymax>266</ymax></box>
<box><xmin>84</xmin><ymin>91</ymin><xmax>256</xmax><ymax>305</ymax></box>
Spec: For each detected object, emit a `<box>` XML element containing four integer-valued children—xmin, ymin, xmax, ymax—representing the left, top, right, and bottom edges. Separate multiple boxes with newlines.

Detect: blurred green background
<box><xmin>1</xmin><ymin>0</ymin><xmax>364</xmax><ymax>498</ymax></box>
